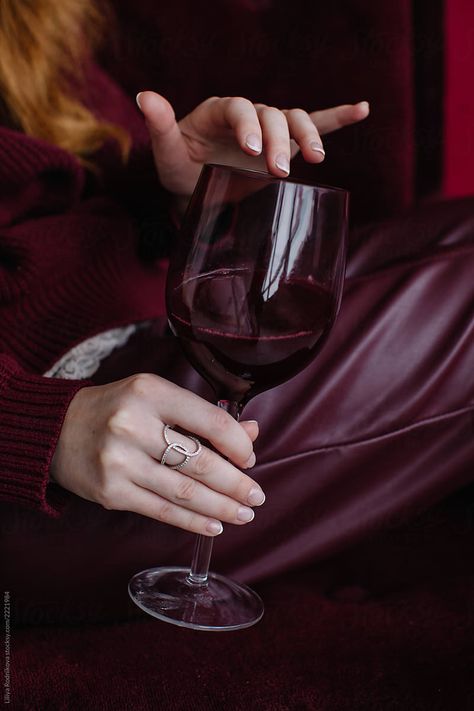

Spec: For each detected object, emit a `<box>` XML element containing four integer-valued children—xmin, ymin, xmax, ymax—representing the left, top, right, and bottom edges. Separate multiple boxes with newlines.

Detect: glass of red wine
<box><xmin>129</xmin><ymin>163</ymin><xmax>349</xmax><ymax>631</ymax></box>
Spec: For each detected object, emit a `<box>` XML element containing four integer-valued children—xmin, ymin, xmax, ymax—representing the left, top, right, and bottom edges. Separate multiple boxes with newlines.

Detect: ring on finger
<box><xmin>160</xmin><ymin>424</ymin><xmax>202</xmax><ymax>470</ymax></box>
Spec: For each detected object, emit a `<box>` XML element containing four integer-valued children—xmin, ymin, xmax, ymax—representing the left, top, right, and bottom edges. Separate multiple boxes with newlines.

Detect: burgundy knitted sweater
<box><xmin>0</xmin><ymin>64</ymin><xmax>173</xmax><ymax>517</ymax></box>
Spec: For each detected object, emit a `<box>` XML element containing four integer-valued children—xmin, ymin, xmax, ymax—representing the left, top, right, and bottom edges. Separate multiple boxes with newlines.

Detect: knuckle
<box><xmin>175</xmin><ymin>476</ymin><xmax>197</xmax><ymax>502</ymax></box>
<box><xmin>262</xmin><ymin>105</ymin><xmax>281</xmax><ymax>118</ymax></box>
<box><xmin>286</xmin><ymin>107</ymin><xmax>308</xmax><ymax>121</ymax></box>
<box><xmin>227</xmin><ymin>95</ymin><xmax>251</xmax><ymax>111</ymax></box>
<box><xmin>107</xmin><ymin>408</ymin><xmax>135</xmax><ymax>438</ymax></box>
<box><xmin>97</xmin><ymin>444</ymin><xmax>120</xmax><ymax>473</ymax></box>
<box><xmin>127</xmin><ymin>373</ymin><xmax>153</xmax><ymax>397</ymax></box>
<box><xmin>222</xmin><ymin>502</ymin><xmax>239</xmax><ymax>523</ymax></box>
<box><xmin>194</xmin><ymin>447</ymin><xmax>212</xmax><ymax>477</ymax></box>
<box><xmin>156</xmin><ymin>501</ymin><xmax>174</xmax><ymax>524</ymax></box>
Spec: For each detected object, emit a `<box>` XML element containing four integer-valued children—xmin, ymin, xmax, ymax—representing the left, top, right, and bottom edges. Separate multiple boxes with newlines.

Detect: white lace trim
<box><xmin>43</xmin><ymin>323</ymin><xmax>149</xmax><ymax>380</ymax></box>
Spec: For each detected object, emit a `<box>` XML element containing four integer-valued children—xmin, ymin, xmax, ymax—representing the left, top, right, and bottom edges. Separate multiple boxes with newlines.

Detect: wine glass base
<box><xmin>128</xmin><ymin>566</ymin><xmax>264</xmax><ymax>631</ymax></box>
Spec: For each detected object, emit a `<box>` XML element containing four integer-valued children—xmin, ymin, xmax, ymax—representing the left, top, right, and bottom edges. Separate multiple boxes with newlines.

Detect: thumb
<box><xmin>240</xmin><ymin>420</ymin><xmax>259</xmax><ymax>442</ymax></box>
<box><xmin>136</xmin><ymin>91</ymin><xmax>191</xmax><ymax>190</ymax></box>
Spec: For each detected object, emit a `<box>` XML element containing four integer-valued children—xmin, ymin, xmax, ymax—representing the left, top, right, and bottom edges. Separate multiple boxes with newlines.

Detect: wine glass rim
<box><xmin>204</xmin><ymin>162</ymin><xmax>348</xmax><ymax>193</ymax></box>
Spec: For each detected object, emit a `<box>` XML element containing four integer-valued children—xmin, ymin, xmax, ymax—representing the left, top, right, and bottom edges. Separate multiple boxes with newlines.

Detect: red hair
<box><xmin>0</xmin><ymin>0</ymin><xmax>130</xmax><ymax>167</ymax></box>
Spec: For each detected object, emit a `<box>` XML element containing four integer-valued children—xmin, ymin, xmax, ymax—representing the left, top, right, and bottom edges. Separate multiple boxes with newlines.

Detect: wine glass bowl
<box><xmin>166</xmin><ymin>165</ymin><xmax>348</xmax><ymax>408</ymax></box>
<box><xmin>129</xmin><ymin>164</ymin><xmax>349</xmax><ymax>630</ymax></box>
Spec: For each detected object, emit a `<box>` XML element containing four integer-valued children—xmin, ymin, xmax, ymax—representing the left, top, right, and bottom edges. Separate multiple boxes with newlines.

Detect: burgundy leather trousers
<box><xmin>2</xmin><ymin>197</ymin><xmax>473</xmax><ymax>624</ymax></box>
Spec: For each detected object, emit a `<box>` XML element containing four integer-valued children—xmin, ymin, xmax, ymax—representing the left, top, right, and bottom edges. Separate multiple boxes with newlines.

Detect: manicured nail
<box><xmin>206</xmin><ymin>520</ymin><xmax>223</xmax><ymax>535</ymax></box>
<box><xmin>245</xmin><ymin>134</ymin><xmax>262</xmax><ymax>153</ymax></box>
<box><xmin>136</xmin><ymin>93</ymin><xmax>143</xmax><ymax>111</ymax></box>
<box><xmin>244</xmin><ymin>452</ymin><xmax>256</xmax><ymax>469</ymax></box>
<box><xmin>310</xmin><ymin>141</ymin><xmax>325</xmax><ymax>156</ymax></box>
<box><xmin>241</xmin><ymin>420</ymin><xmax>259</xmax><ymax>441</ymax></box>
<box><xmin>359</xmin><ymin>100</ymin><xmax>370</xmax><ymax>112</ymax></box>
<box><xmin>248</xmin><ymin>486</ymin><xmax>265</xmax><ymax>506</ymax></box>
<box><xmin>275</xmin><ymin>154</ymin><xmax>290</xmax><ymax>174</ymax></box>
<box><xmin>237</xmin><ymin>507</ymin><xmax>255</xmax><ymax>523</ymax></box>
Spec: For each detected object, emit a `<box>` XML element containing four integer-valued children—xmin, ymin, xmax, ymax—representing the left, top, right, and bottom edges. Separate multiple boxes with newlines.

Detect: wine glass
<box><xmin>129</xmin><ymin>163</ymin><xmax>349</xmax><ymax>631</ymax></box>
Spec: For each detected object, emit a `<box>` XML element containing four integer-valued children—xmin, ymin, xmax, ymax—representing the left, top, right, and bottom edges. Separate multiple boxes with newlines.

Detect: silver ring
<box><xmin>160</xmin><ymin>424</ymin><xmax>202</xmax><ymax>470</ymax></box>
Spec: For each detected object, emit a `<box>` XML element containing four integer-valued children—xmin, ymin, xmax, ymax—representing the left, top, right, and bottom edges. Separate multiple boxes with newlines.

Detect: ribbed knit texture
<box><xmin>0</xmin><ymin>357</ymin><xmax>86</xmax><ymax>517</ymax></box>
<box><xmin>0</xmin><ymin>62</ymin><xmax>174</xmax><ymax>516</ymax></box>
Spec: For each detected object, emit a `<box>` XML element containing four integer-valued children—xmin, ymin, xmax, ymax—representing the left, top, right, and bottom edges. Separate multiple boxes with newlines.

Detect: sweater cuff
<box><xmin>0</xmin><ymin>362</ymin><xmax>90</xmax><ymax>517</ymax></box>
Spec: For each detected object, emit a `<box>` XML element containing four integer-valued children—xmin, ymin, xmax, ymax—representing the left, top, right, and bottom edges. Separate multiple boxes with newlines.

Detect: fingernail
<box><xmin>245</xmin><ymin>134</ymin><xmax>262</xmax><ymax>153</ymax></box>
<box><xmin>241</xmin><ymin>420</ymin><xmax>259</xmax><ymax>440</ymax></box>
<box><xmin>275</xmin><ymin>154</ymin><xmax>290</xmax><ymax>174</ymax></box>
<box><xmin>206</xmin><ymin>520</ymin><xmax>223</xmax><ymax>535</ymax></box>
<box><xmin>136</xmin><ymin>92</ymin><xmax>143</xmax><ymax>111</ymax></box>
<box><xmin>310</xmin><ymin>141</ymin><xmax>325</xmax><ymax>156</ymax></box>
<box><xmin>237</xmin><ymin>507</ymin><xmax>255</xmax><ymax>523</ymax></box>
<box><xmin>359</xmin><ymin>100</ymin><xmax>370</xmax><ymax>111</ymax></box>
<box><xmin>244</xmin><ymin>452</ymin><xmax>256</xmax><ymax>469</ymax></box>
<box><xmin>248</xmin><ymin>486</ymin><xmax>265</xmax><ymax>506</ymax></box>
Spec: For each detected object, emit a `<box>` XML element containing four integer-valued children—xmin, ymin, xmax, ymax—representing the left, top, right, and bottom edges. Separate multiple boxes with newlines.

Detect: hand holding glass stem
<box><xmin>129</xmin><ymin>163</ymin><xmax>349</xmax><ymax>630</ymax></box>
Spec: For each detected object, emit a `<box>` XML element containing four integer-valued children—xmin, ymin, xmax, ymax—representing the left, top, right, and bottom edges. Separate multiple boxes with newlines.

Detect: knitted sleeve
<box><xmin>0</xmin><ymin>103</ymin><xmax>172</xmax><ymax>516</ymax></box>
<box><xmin>0</xmin><ymin>355</ymin><xmax>90</xmax><ymax>517</ymax></box>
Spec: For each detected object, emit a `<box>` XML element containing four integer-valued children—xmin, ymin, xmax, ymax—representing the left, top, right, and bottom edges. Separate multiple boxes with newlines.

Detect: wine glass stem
<box><xmin>187</xmin><ymin>399</ymin><xmax>241</xmax><ymax>586</ymax></box>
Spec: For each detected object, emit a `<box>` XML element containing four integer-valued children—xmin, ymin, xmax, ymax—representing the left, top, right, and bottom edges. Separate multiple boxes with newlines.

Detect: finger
<box><xmin>135</xmin><ymin>451</ymin><xmax>260</xmax><ymax>525</ymax></box>
<box><xmin>218</xmin><ymin>96</ymin><xmax>263</xmax><ymax>156</ymax></box>
<box><xmin>136</xmin><ymin>90</ymin><xmax>191</xmax><ymax>184</ymax></box>
<box><xmin>156</xmin><ymin>383</ymin><xmax>255</xmax><ymax>469</ymax></box>
<box><xmin>256</xmin><ymin>105</ymin><xmax>292</xmax><ymax>176</ymax></box>
<box><xmin>120</xmin><ymin>375</ymin><xmax>256</xmax><ymax>469</ymax></box>
<box><xmin>283</xmin><ymin>108</ymin><xmax>325</xmax><ymax>163</ymax></box>
<box><xmin>137</xmin><ymin>427</ymin><xmax>264</xmax><ymax>506</ymax></box>
<box><xmin>311</xmin><ymin>100</ymin><xmax>370</xmax><ymax>135</ymax></box>
<box><xmin>240</xmin><ymin>420</ymin><xmax>259</xmax><ymax>442</ymax></box>
<box><xmin>126</xmin><ymin>421</ymin><xmax>264</xmax><ymax>506</ymax></box>
<box><xmin>126</xmin><ymin>482</ymin><xmax>225</xmax><ymax>537</ymax></box>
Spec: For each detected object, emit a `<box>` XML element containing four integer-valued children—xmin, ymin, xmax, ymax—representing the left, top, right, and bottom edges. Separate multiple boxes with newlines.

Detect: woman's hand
<box><xmin>136</xmin><ymin>92</ymin><xmax>369</xmax><ymax>205</ymax></box>
<box><xmin>51</xmin><ymin>374</ymin><xmax>263</xmax><ymax>536</ymax></box>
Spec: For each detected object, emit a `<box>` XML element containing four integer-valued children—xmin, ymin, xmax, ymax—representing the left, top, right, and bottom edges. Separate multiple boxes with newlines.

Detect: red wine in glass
<box><xmin>129</xmin><ymin>164</ymin><xmax>348</xmax><ymax>631</ymax></box>
<box><xmin>169</xmin><ymin>269</ymin><xmax>336</xmax><ymax>403</ymax></box>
